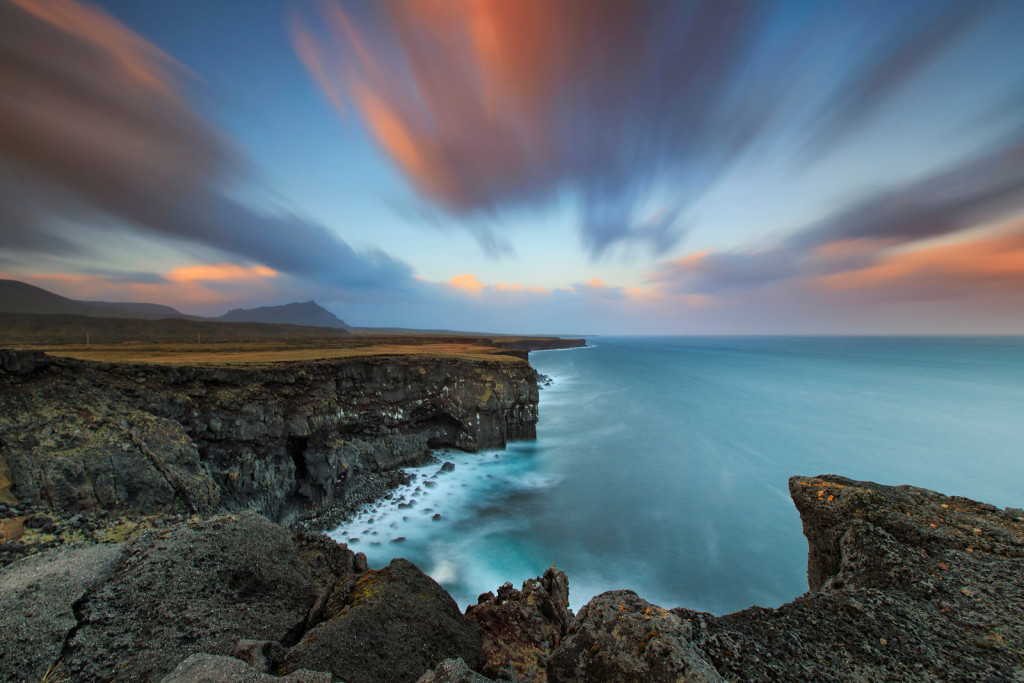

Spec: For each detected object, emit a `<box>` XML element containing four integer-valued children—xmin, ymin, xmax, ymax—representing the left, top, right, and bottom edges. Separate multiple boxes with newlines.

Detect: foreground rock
<box><xmin>0</xmin><ymin>510</ymin><xmax>364</xmax><ymax>683</ymax></box>
<box><xmin>466</xmin><ymin>565</ymin><xmax>573</xmax><ymax>681</ymax></box>
<box><xmin>547</xmin><ymin>475</ymin><xmax>1024</xmax><ymax>682</ymax></box>
<box><xmin>3</xmin><ymin>474</ymin><xmax>1021</xmax><ymax>682</ymax></box>
<box><xmin>284</xmin><ymin>558</ymin><xmax>486</xmax><ymax>683</ymax></box>
<box><xmin>160</xmin><ymin>653</ymin><xmax>330</xmax><ymax>683</ymax></box>
<box><xmin>0</xmin><ymin>543</ymin><xmax>124</xmax><ymax>681</ymax></box>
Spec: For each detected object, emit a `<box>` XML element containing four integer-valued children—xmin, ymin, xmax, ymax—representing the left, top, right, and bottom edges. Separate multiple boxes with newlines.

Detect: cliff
<box><xmin>0</xmin><ymin>349</ymin><xmax>537</xmax><ymax>526</ymax></box>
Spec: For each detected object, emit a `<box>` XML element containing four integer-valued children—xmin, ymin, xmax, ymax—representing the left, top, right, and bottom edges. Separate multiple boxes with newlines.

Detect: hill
<box><xmin>217</xmin><ymin>301</ymin><xmax>349</xmax><ymax>328</ymax></box>
<box><xmin>0</xmin><ymin>279</ymin><xmax>186</xmax><ymax>320</ymax></box>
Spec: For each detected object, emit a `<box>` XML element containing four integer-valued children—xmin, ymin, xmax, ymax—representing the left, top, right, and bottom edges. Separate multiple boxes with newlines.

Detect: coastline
<box><xmin>2</xmin><ymin>341</ymin><xmax>1023</xmax><ymax>681</ymax></box>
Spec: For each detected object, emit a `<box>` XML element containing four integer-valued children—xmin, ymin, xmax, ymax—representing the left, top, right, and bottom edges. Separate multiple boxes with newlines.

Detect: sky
<box><xmin>1</xmin><ymin>0</ymin><xmax>1024</xmax><ymax>334</ymax></box>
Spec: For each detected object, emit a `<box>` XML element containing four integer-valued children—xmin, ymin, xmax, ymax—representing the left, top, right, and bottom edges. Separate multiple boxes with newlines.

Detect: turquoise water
<box><xmin>330</xmin><ymin>336</ymin><xmax>1024</xmax><ymax>614</ymax></box>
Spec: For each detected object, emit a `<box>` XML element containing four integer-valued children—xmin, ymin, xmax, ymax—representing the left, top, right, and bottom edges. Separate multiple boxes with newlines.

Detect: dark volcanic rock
<box><xmin>61</xmin><ymin>511</ymin><xmax>347</xmax><ymax>682</ymax></box>
<box><xmin>548</xmin><ymin>475</ymin><xmax>1024</xmax><ymax>682</ymax></box>
<box><xmin>466</xmin><ymin>565</ymin><xmax>572</xmax><ymax>681</ymax></box>
<box><xmin>0</xmin><ymin>350</ymin><xmax>539</xmax><ymax>526</ymax></box>
<box><xmin>0</xmin><ymin>543</ymin><xmax>124</xmax><ymax>683</ymax></box>
<box><xmin>417</xmin><ymin>658</ymin><xmax>496</xmax><ymax>683</ymax></box>
<box><xmin>160</xmin><ymin>653</ymin><xmax>330</xmax><ymax>682</ymax></box>
<box><xmin>546</xmin><ymin>590</ymin><xmax>723</xmax><ymax>683</ymax></box>
<box><xmin>284</xmin><ymin>558</ymin><xmax>486</xmax><ymax>683</ymax></box>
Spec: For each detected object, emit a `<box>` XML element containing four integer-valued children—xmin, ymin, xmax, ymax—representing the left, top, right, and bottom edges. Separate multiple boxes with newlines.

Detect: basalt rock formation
<box><xmin>0</xmin><ymin>350</ymin><xmax>538</xmax><ymax>526</ymax></box>
<box><xmin>0</xmin><ymin>475</ymin><xmax>1021</xmax><ymax>682</ymax></box>
<box><xmin>547</xmin><ymin>475</ymin><xmax>1024</xmax><ymax>682</ymax></box>
<box><xmin>466</xmin><ymin>566</ymin><xmax>573</xmax><ymax>681</ymax></box>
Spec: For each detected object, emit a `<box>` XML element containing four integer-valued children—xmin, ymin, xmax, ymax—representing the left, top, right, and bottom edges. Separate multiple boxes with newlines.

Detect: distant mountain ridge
<box><xmin>0</xmin><ymin>279</ymin><xmax>349</xmax><ymax>330</ymax></box>
<box><xmin>216</xmin><ymin>301</ymin><xmax>349</xmax><ymax>329</ymax></box>
<box><xmin>0</xmin><ymin>279</ymin><xmax>187</xmax><ymax>320</ymax></box>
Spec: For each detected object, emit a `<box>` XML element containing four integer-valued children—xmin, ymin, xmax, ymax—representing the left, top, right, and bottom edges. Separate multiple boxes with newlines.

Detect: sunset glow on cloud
<box><xmin>1</xmin><ymin>0</ymin><xmax>1023</xmax><ymax>333</ymax></box>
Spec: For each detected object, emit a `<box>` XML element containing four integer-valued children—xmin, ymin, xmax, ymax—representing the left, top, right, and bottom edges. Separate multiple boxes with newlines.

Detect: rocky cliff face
<box><xmin>0</xmin><ymin>350</ymin><xmax>538</xmax><ymax>524</ymax></box>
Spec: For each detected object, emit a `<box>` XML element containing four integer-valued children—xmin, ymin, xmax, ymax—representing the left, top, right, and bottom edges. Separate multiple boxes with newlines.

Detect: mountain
<box><xmin>0</xmin><ymin>279</ymin><xmax>186</xmax><ymax>319</ymax></box>
<box><xmin>216</xmin><ymin>301</ymin><xmax>349</xmax><ymax>329</ymax></box>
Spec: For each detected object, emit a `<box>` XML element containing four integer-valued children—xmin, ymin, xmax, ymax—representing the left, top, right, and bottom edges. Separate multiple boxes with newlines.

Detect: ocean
<box><xmin>329</xmin><ymin>336</ymin><xmax>1024</xmax><ymax>614</ymax></box>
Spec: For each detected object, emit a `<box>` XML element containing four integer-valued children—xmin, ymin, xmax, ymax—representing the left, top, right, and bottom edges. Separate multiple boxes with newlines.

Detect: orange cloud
<box><xmin>817</xmin><ymin>233</ymin><xmax>1024</xmax><ymax>291</ymax></box>
<box><xmin>446</xmin><ymin>273</ymin><xmax>485</xmax><ymax>295</ymax></box>
<box><xmin>495</xmin><ymin>282</ymin><xmax>549</xmax><ymax>294</ymax></box>
<box><xmin>444</xmin><ymin>273</ymin><xmax>552</xmax><ymax>296</ymax></box>
<box><xmin>165</xmin><ymin>264</ymin><xmax>277</xmax><ymax>283</ymax></box>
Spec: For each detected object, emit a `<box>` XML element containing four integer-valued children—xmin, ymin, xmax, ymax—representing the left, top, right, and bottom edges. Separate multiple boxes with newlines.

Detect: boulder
<box><xmin>417</xmin><ymin>658</ymin><xmax>495</xmax><ymax>683</ymax></box>
<box><xmin>284</xmin><ymin>558</ymin><xmax>486</xmax><ymax>683</ymax></box>
<box><xmin>546</xmin><ymin>590</ymin><xmax>723</xmax><ymax>683</ymax></box>
<box><xmin>160</xmin><ymin>653</ymin><xmax>330</xmax><ymax>682</ymax></box>
<box><xmin>233</xmin><ymin>639</ymin><xmax>288</xmax><ymax>673</ymax></box>
<box><xmin>61</xmin><ymin>512</ymin><xmax>325</xmax><ymax>681</ymax></box>
<box><xmin>465</xmin><ymin>565</ymin><xmax>572</xmax><ymax>680</ymax></box>
<box><xmin>0</xmin><ymin>543</ymin><xmax>124</xmax><ymax>683</ymax></box>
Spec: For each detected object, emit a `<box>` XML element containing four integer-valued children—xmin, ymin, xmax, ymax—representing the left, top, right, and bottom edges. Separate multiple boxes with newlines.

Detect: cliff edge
<box><xmin>0</xmin><ymin>349</ymin><xmax>538</xmax><ymax>528</ymax></box>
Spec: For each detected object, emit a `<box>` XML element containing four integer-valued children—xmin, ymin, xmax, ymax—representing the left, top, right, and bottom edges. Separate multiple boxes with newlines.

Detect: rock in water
<box><xmin>465</xmin><ymin>565</ymin><xmax>572</xmax><ymax>680</ymax></box>
<box><xmin>284</xmin><ymin>558</ymin><xmax>486</xmax><ymax>683</ymax></box>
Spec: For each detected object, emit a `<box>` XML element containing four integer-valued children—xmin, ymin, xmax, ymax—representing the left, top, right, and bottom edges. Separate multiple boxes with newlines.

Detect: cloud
<box><xmin>445</xmin><ymin>273</ymin><xmax>484</xmax><ymax>296</ymax></box>
<box><xmin>0</xmin><ymin>0</ymin><xmax>413</xmax><ymax>296</ymax></box>
<box><xmin>652</xmin><ymin>138</ymin><xmax>1024</xmax><ymax>301</ymax></box>
<box><xmin>292</xmin><ymin>0</ymin><xmax>1005</xmax><ymax>258</ymax></box>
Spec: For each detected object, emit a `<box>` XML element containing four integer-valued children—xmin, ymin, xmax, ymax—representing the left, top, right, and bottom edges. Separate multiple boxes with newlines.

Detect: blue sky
<box><xmin>1</xmin><ymin>0</ymin><xmax>1023</xmax><ymax>333</ymax></box>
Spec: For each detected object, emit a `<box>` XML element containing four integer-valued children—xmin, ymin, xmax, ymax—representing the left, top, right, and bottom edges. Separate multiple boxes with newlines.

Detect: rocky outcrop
<box><xmin>1</xmin><ymin>474</ymin><xmax>1021</xmax><ymax>682</ymax></box>
<box><xmin>547</xmin><ymin>475</ymin><xmax>1024</xmax><ymax>682</ymax></box>
<box><xmin>160</xmin><ymin>654</ymin><xmax>331</xmax><ymax>683</ymax></box>
<box><xmin>60</xmin><ymin>511</ymin><xmax>351</xmax><ymax>681</ymax></box>
<box><xmin>0</xmin><ymin>510</ymin><xmax>361</xmax><ymax>683</ymax></box>
<box><xmin>0</xmin><ymin>350</ymin><xmax>538</xmax><ymax>525</ymax></box>
<box><xmin>283</xmin><ymin>558</ymin><xmax>486</xmax><ymax>683</ymax></box>
<box><xmin>417</xmin><ymin>658</ymin><xmax>495</xmax><ymax>683</ymax></box>
<box><xmin>0</xmin><ymin>542</ymin><xmax>124</xmax><ymax>682</ymax></box>
<box><xmin>547</xmin><ymin>590</ymin><xmax>724</xmax><ymax>683</ymax></box>
<box><xmin>465</xmin><ymin>566</ymin><xmax>573</xmax><ymax>681</ymax></box>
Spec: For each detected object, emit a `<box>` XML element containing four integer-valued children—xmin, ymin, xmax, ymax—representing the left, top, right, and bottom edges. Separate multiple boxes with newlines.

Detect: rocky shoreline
<box><xmin>0</xmin><ymin>475</ymin><xmax>1021</xmax><ymax>681</ymax></box>
<box><xmin>2</xmin><ymin>349</ymin><xmax>1023</xmax><ymax>681</ymax></box>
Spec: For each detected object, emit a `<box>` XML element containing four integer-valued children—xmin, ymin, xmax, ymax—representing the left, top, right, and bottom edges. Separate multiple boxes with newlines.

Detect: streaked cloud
<box><xmin>652</xmin><ymin>138</ymin><xmax>1024</xmax><ymax>303</ymax></box>
<box><xmin>0</xmin><ymin>0</ymin><xmax>413</xmax><ymax>296</ymax></box>
<box><xmin>292</xmin><ymin>0</ymin><xmax>1005</xmax><ymax>258</ymax></box>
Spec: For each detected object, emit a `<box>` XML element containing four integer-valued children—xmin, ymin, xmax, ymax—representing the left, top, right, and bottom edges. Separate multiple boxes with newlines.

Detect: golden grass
<box><xmin>27</xmin><ymin>337</ymin><xmax>527</xmax><ymax>365</ymax></box>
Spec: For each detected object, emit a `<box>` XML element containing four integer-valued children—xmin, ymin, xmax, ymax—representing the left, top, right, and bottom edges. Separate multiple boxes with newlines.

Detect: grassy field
<box><xmin>16</xmin><ymin>337</ymin><xmax>528</xmax><ymax>365</ymax></box>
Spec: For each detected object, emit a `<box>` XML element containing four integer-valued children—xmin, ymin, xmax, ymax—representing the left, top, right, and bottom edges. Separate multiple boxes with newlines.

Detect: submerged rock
<box><xmin>284</xmin><ymin>558</ymin><xmax>486</xmax><ymax>683</ymax></box>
